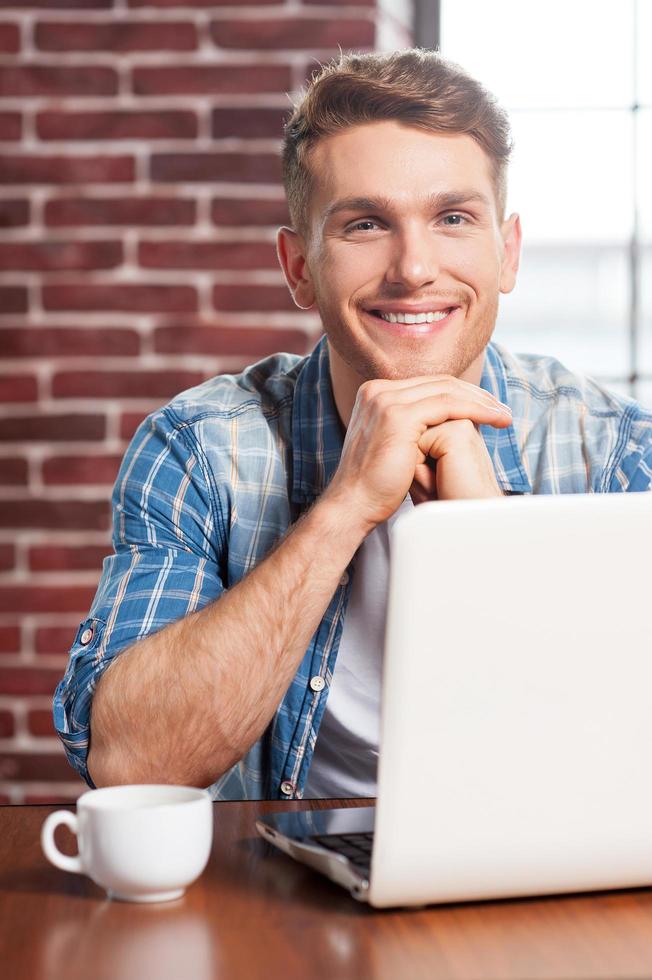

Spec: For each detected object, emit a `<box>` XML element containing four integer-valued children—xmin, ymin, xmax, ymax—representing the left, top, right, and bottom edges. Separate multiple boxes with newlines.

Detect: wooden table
<box><xmin>3</xmin><ymin>799</ymin><xmax>652</xmax><ymax>980</ymax></box>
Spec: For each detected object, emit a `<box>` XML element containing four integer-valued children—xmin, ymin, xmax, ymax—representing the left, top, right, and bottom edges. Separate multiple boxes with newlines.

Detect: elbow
<box><xmin>87</xmin><ymin>720</ymin><xmax>133</xmax><ymax>787</ymax></box>
<box><xmin>87</xmin><ymin>740</ymin><xmax>115</xmax><ymax>788</ymax></box>
<box><xmin>87</xmin><ymin>736</ymin><xmax>213</xmax><ymax>790</ymax></box>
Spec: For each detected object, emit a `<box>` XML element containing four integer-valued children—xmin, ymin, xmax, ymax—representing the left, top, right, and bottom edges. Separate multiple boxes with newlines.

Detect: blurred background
<box><xmin>0</xmin><ymin>0</ymin><xmax>650</xmax><ymax>803</ymax></box>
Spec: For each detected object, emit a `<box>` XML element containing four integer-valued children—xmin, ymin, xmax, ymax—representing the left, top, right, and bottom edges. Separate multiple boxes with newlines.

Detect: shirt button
<box><xmin>80</xmin><ymin>627</ymin><xmax>93</xmax><ymax>645</ymax></box>
<box><xmin>310</xmin><ymin>675</ymin><xmax>325</xmax><ymax>692</ymax></box>
<box><xmin>339</xmin><ymin>570</ymin><xmax>349</xmax><ymax>586</ymax></box>
<box><xmin>280</xmin><ymin>781</ymin><xmax>294</xmax><ymax>797</ymax></box>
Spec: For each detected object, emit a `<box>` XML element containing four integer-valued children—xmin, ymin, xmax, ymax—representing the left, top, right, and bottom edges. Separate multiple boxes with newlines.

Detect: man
<box><xmin>53</xmin><ymin>49</ymin><xmax>652</xmax><ymax>800</ymax></box>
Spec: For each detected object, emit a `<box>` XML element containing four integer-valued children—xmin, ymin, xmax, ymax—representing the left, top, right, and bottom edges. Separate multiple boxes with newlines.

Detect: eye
<box><xmin>347</xmin><ymin>219</ymin><xmax>381</xmax><ymax>233</ymax></box>
<box><xmin>441</xmin><ymin>213</ymin><xmax>467</xmax><ymax>227</ymax></box>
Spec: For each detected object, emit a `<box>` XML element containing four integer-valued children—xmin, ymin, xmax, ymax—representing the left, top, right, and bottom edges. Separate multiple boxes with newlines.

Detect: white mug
<box><xmin>41</xmin><ymin>784</ymin><xmax>213</xmax><ymax>903</ymax></box>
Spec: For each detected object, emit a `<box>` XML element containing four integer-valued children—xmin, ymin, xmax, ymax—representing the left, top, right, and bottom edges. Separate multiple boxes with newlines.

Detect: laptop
<box><xmin>256</xmin><ymin>491</ymin><xmax>652</xmax><ymax>908</ymax></box>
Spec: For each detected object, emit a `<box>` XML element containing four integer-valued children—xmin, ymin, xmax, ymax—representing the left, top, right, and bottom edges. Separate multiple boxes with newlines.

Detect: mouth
<box><xmin>362</xmin><ymin>306</ymin><xmax>459</xmax><ymax>335</ymax></box>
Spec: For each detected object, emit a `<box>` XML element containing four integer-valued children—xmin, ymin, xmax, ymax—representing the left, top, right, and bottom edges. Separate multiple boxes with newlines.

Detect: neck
<box><xmin>327</xmin><ymin>343</ymin><xmax>363</xmax><ymax>428</ymax></box>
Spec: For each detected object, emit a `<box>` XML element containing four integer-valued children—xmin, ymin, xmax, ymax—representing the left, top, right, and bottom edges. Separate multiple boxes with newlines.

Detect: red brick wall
<box><xmin>0</xmin><ymin>1</ymin><xmax>412</xmax><ymax>802</ymax></box>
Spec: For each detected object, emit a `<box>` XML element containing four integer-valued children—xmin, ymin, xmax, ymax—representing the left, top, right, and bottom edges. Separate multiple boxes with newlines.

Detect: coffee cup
<box><xmin>41</xmin><ymin>784</ymin><xmax>213</xmax><ymax>902</ymax></box>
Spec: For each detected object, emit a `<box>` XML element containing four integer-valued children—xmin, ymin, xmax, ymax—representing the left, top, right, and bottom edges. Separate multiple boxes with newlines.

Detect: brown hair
<box><xmin>282</xmin><ymin>48</ymin><xmax>513</xmax><ymax>235</ymax></box>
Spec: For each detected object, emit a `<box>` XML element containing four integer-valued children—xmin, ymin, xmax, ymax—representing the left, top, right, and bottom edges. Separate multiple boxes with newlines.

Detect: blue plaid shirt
<box><xmin>53</xmin><ymin>336</ymin><xmax>652</xmax><ymax>799</ymax></box>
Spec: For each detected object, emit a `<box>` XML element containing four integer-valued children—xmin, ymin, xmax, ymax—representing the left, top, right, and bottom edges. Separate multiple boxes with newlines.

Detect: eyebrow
<box><xmin>322</xmin><ymin>190</ymin><xmax>492</xmax><ymax>222</ymax></box>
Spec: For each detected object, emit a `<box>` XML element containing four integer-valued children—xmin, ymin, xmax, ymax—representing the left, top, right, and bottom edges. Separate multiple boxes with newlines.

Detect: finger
<box><xmin>400</xmin><ymin>394</ymin><xmax>512</xmax><ymax>432</ymax></box>
<box><xmin>411</xmin><ymin>462</ymin><xmax>438</xmax><ymax>498</ymax></box>
<box><xmin>361</xmin><ymin>376</ymin><xmax>510</xmax><ymax>413</ymax></box>
<box><xmin>416</xmin><ymin>420</ymin><xmax>502</xmax><ymax>499</ymax></box>
<box><xmin>409</xmin><ymin>477</ymin><xmax>434</xmax><ymax>505</ymax></box>
<box><xmin>417</xmin><ymin>418</ymin><xmax>475</xmax><ymax>457</ymax></box>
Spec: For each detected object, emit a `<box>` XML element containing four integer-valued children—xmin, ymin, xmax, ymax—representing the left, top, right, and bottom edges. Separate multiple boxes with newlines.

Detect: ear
<box><xmin>499</xmin><ymin>213</ymin><xmax>522</xmax><ymax>295</ymax></box>
<box><xmin>277</xmin><ymin>226</ymin><xmax>315</xmax><ymax>310</ymax></box>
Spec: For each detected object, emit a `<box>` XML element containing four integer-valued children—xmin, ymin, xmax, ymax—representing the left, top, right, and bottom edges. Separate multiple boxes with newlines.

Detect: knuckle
<box><xmin>452</xmin><ymin>418</ymin><xmax>478</xmax><ymax>437</ymax></box>
<box><xmin>355</xmin><ymin>381</ymin><xmax>398</xmax><ymax>428</ymax></box>
<box><xmin>358</xmin><ymin>379</ymin><xmax>380</xmax><ymax>402</ymax></box>
<box><xmin>373</xmin><ymin>389</ymin><xmax>392</xmax><ymax>412</ymax></box>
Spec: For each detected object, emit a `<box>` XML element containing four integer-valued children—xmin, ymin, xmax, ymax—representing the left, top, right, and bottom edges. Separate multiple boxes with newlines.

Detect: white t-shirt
<box><xmin>303</xmin><ymin>495</ymin><xmax>414</xmax><ymax>798</ymax></box>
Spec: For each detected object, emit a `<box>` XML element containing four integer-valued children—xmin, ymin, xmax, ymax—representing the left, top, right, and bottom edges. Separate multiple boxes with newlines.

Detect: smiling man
<box><xmin>54</xmin><ymin>50</ymin><xmax>652</xmax><ymax>800</ymax></box>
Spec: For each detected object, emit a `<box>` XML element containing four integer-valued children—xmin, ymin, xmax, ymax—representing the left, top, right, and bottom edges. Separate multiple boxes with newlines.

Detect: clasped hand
<box><xmin>325</xmin><ymin>376</ymin><xmax>512</xmax><ymax>531</ymax></box>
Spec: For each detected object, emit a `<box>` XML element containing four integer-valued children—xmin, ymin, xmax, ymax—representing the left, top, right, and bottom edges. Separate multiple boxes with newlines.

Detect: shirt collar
<box><xmin>291</xmin><ymin>336</ymin><xmax>532</xmax><ymax>504</ymax></box>
<box><xmin>291</xmin><ymin>335</ymin><xmax>345</xmax><ymax>504</ymax></box>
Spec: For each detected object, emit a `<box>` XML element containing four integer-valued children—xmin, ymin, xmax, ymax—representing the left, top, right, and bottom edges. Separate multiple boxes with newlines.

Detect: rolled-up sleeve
<box><xmin>53</xmin><ymin>407</ymin><xmax>227</xmax><ymax>786</ymax></box>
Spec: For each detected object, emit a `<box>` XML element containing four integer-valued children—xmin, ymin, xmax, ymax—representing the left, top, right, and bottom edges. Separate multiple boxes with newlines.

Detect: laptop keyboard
<box><xmin>311</xmin><ymin>832</ymin><xmax>374</xmax><ymax>874</ymax></box>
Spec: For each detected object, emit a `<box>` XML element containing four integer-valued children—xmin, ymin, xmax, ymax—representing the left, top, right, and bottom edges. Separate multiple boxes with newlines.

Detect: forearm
<box><xmin>87</xmin><ymin>490</ymin><xmax>366</xmax><ymax>789</ymax></box>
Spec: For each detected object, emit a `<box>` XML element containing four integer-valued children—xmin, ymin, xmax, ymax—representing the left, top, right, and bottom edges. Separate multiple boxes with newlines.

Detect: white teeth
<box><xmin>377</xmin><ymin>309</ymin><xmax>451</xmax><ymax>324</ymax></box>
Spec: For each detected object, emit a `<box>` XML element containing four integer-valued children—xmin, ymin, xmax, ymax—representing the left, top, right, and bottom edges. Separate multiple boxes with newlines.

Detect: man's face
<box><xmin>279</xmin><ymin>120</ymin><xmax>521</xmax><ymax>390</ymax></box>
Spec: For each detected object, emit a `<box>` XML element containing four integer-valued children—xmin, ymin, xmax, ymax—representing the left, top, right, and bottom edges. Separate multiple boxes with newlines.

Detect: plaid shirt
<box><xmin>53</xmin><ymin>335</ymin><xmax>652</xmax><ymax>799</ymax></box>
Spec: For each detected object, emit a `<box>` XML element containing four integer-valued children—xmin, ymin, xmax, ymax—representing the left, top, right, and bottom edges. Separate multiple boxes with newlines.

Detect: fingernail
<box><xmin>492</xmin><ymin>403</ymin><xmax>512</xmax><ymax>416</ymax></box>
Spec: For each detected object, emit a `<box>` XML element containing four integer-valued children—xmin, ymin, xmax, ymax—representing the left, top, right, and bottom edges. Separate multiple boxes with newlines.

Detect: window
<box><xmin>416</xmin><ymin>0</ymin><xmax>652</xmax><ymax>405</ymax></box>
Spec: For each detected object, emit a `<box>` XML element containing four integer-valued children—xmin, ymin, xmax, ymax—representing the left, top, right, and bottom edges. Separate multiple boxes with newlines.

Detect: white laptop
<box><xmin>256</xmin><ymin>492</ymin><xmax>652</xmax><ymax>908</ymax></box>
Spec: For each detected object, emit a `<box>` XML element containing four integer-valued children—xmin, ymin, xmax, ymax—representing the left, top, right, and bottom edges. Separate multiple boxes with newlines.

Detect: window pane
<box><xmin>638</xmin><ymin>0</ymin><xmax>652</xmax><ymax>104</ymax></box>
<box><xmin>441</xmin><ymin>0</ymin><xmax>634</xmax><ymax>109</ymax></box>
<box><xmin>595</xmin><ymin>378</ymin><xmax>634</xmax><ymax>399</ymax></box>
<box><xmin>638</xmin><ymin>109</ymin><xmax>652</xmax><ymax>240</ymax></box>
<box><xmin>440</xmin><ymin>0</ymin><xmax>642</xmax><ymax>388</ymax></box>
<box><xmin>637</xmin><ymin>383</ymin><xmax>652</xmax><ymax>410</ymax></box>
<box><xmin>507</xmin><ymin>111</ymin><xmax>634</xmax><ymax>244</ymax></box>
<box><xmin>495</xmin><ymin>244</ymin><xmax>629</xmax><ymax>376</ymax></box>
<box><xmin>640</xmin><ymin>244</ymin><xmax>652</xmax><ymax>371</ymax></box>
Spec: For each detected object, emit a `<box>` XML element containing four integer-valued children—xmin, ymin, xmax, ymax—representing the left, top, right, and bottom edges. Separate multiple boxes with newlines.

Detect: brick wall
<box><xmin>0</xmin><ymin>0</ymin><xmax>412</xmax><ymax>802</ymax></box>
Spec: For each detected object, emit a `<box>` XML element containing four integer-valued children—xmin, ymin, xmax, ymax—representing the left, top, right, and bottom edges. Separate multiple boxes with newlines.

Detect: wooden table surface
<box><xmin>3</xmin><ymin>798</ymin><xmax>652</xmax><ymax>980</ymax></box>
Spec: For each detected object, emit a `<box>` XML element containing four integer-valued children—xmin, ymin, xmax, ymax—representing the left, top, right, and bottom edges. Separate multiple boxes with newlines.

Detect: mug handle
<box><xmin>41</xmin><ymin>810</ymin><xmax>84</xmax><ymax>874</ymax></box>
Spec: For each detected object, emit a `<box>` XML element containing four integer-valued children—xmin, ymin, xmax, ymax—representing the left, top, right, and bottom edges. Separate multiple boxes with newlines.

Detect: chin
<box><xmin>324</xmin><ymin>305</ymin><xmax>495</xmax><ymax>385</ymax></box>
<box><xmin>355</xmin><ymin>343</ymin><xmax>483</xmax><ymax>383</ymax></box>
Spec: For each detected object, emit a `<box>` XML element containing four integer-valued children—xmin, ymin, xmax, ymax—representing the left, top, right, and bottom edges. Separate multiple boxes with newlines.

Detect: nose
<box><xmin>385</xmin><ymin>223</ymin><xmax>440</xmax><ymax>291</ymax></box>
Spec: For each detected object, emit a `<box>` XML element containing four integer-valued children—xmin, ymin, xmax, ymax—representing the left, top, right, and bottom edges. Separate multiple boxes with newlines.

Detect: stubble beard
<box><xmin>321</xmin><ymin>293</ymin><xmax>500</xmax><ymax>383</ymax></box>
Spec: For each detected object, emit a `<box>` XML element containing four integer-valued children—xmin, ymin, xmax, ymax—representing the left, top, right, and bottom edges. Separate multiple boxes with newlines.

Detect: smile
<box><xmin>363</xmin><ymin>306</ymin><xmax>459</xmax><ymax>335</ymax></box>
<box><xmin>373</xmin><ymin>309</ymin><xmax>454</xmax><ymax>324</ymax></box>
